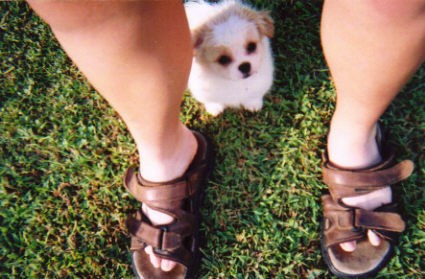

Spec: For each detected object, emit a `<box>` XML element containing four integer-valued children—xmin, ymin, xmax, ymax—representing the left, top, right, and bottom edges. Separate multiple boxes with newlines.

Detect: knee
<box><xmin>27</xmin><ymin>1</ymin><xmax>134</xmax><ymax>33</ymax></box>
<box><xmin>363</xmin><ymin>0</ymin><xmax>425</xmax><ymax>22</ymax></box>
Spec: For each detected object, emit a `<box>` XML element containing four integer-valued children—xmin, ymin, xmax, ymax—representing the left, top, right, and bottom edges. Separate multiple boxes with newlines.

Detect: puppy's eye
<box><xmin>217</xmin><ymin>55</ymin><xmax>232</xmax><ymax>66</ymax></box>
<box><xmin>246</xmin><ymin>42</ymin><xmax>257</xmax><ymax>54</ymax></box>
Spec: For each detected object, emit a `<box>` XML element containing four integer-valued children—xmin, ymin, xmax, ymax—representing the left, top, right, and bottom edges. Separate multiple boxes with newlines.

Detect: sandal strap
<box><xmin>322</xmin><ymin>195</ymin><xmax>405</xmax><ymax>247</ymax></box>
<box><xmin>124</xmin><ymin>168</ymin><xmax>193</xmax><ymax>206</ymax></box>
<box><xmin>127</xmin><ymin>209</ymin><xmax>194</xmax><ymax>249</ymax></box>
<box><xmin>154</xmin><ymin>246</ymin><xmax>192</xmax><ymax>267</ymax></box>
<box><xmin>322</xmin><ymin>153</ymin><xmax>414</xmax><ymax>201</ymax></box>
<box><xmin>127</xmin><ymin>209</ymin><xmax>195</xmax><ymax>267</ymax></box>
<box><xmin>123</xmin><ymin>155</ymin><xmax>204</xmax><ymax>250</ymax></box>
<box><xmin>130</xmin><ymin>237</ymin><xmax>193</xmax><ymax>267</ymax></box>
<box><xmin>123</xmin><ymin>131</ymin><xmax>210</xmax><ymax>210</ymax></box>
<box><xmin>354</xmin><ymin>209</ymin><xmax>405</xmax><ymax>232</ymax></box>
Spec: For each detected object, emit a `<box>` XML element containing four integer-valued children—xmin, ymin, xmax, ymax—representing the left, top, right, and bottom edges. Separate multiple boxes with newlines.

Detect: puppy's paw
<box><xmin>243</xmin><ymin>99</ymin><xmax>263</xmax><ymax>112</ymax></box>
<box><xmin>204</xmin><ymin>103</ymin><xmax>225</xmax><ymax>116</ymax></box>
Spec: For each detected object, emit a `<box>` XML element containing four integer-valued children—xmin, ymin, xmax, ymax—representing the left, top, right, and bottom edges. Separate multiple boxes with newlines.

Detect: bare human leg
<box><xmin>321</xmin><ymin>0</ymin><xmax>425</xmax><ymax>252</ymax></box>
<box><xmin>28</xmin><ymin>1</ymin><xmax>195</xmax><ymax>272</ymax></box>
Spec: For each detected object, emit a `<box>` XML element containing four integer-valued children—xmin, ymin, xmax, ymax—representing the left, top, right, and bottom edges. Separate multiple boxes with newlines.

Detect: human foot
<box><xmin>139</xmin><ymin>128</ymin><xmax>197</xmax><ymax>272</ymax></box>
<box><xmin>327</xmin><ymin>123</ymin><xmax>391</xmax><ymax>251</ymax></box>
<box><xmin>338</xmin><ymin>187</ymin><xmax>392</xmax><ymax>251</ymax></box>
<box><xmin>322</xmin><ymin>119</ymin><xmax>413</xmax><ymax>278</ymax></box>
<box><xmin>125</xmin><ymin>130</ymin><xmax>214</xmax><ymax>278</ymax></box>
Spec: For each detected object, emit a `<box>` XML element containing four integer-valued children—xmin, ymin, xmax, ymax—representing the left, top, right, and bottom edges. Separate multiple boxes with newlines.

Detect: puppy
<box><xmin>185</xmin><ymin>0</ymin><xmax>275</xmax><ymax>116</ymax></box>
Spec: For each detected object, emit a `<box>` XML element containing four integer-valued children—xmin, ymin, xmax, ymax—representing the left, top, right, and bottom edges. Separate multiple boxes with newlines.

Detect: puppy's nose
<box><xmin>238</xmin><ymin>62</ymin><xmax>251</xmax><ymax>75</ymax></box>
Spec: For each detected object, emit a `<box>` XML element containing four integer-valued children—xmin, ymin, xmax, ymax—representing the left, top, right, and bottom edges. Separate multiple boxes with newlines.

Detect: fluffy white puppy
<box><xmin>185</xmin><ymin>0</ymin><xmax>275</xmax><ymax>116</ymax></box>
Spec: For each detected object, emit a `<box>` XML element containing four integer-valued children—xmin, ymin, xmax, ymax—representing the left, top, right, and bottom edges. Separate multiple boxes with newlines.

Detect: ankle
<box><xmin>138</xmin><ymin>127</ymin><xmax>197</xmax><ymax>182</ymax></box>
<box><xmin>327</xmin><ymin>121</ymin><xmax>381</xmax><ymax>169</ymax></box>
<box><xmin>327</xmin><ymin>120</ymin><xmax>393</xmax><ymax>210</ymax></box>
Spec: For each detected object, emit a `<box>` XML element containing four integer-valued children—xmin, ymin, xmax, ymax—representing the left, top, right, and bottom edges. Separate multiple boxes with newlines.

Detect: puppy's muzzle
<box><xmin>238</xmin><ymin>62</ymin><xmax>251</xmax><ymax>78</ymax></box>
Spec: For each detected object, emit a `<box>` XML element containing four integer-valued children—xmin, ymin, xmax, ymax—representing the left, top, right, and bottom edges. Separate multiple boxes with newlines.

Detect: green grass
<box><xmin>1</xmin><ymin>1</ymin><xmax>424</xmax><ymax>278</ymax></box>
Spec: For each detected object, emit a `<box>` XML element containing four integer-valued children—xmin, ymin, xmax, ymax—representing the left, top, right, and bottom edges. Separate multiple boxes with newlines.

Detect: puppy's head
<box><xmin>192</xmin><ymin>4</ymin><xmax>274</xmax><ymax>80</ymax></box>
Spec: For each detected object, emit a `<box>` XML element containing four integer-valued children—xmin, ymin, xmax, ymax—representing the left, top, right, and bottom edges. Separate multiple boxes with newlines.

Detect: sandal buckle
<box><xmin>158</xmin><ymin>226</ymin><xmax>169</xmax><ymax>251</ymax></box>
<box><xmin>351</xmin><ymin>226</ymin><xmax>363</xmax><ymax>233</ymax></box>
<box><xmin>351</xmin><ymin>209</ymin><xmax>364</xmax><ymax>233</ymax></box>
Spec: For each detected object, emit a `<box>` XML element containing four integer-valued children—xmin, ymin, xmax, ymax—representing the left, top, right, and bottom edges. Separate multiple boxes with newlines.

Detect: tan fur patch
<box><xmin>191</xmin><ymin>3</ymin><xmax>274</xmax><ymax>53</ymax></box>
<box><xmin>202</xmin><ymin>45</ymin><xmax>231</xmax><ymax>63</ymax></box>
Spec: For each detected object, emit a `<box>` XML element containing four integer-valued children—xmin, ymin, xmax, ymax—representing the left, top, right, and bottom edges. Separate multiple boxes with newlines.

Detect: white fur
<box><xmin>185</xmin><ymin>0</ymin><xmax>274</xmax><ymax>116</ymax></box>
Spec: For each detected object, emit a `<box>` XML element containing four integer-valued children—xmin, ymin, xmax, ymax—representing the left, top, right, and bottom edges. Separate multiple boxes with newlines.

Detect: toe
<box><xmin>340</xmin><ymin>241</ymin><xmax>357</xmax><ymax>252</ymax></box>
<box><xmin>367</xmin><ymin>230</ymin><xmax>381</xmax><ymax>246</ymax></box>
<box><xmin>161</xmin><ymin>259</ymin><xmax>177</xmax><ymax>272</ymax></box>
<box><xmin>149</xmin><ymin>253</ymin><xmax>161</xmax><ymax>269</ymax></box>
<box><xmin>144</xmin><ymin>246</ymin><xmax>161</xmax><ymax>268</ymax></box>
<box><xmin>144</xmin><ymin>245</ymin><xmax>152</xmax><ymax>255</ymax></box>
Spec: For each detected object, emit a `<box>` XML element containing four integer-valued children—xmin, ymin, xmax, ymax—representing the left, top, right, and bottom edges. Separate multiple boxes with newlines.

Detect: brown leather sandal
<box><xmin>321</xmin><ymin>128</ymin><xmax>414</xmax><ymax>278</ymax></box>
<box><xmin>124</xmin><ymin>131</ymin><xmax>213</xmax><ymax>279</ymax></box>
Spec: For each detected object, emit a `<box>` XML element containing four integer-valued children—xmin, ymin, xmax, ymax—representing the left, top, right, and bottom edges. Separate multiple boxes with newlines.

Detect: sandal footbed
<box><xmin>132</xmin><ymin>250</ymin><xmax>187</xmax><ymax>279</ymax></box>
<box><xmin>321</xmin><ymin>232</ymin><xmax>394</xmax><ymax>279</ymax></box>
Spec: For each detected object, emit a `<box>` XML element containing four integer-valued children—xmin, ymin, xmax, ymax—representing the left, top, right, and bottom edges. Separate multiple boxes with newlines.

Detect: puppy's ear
<box><xmin>254</xmin><ymin>10</ymin><xmax>274</xmax><ymax>38</ymax></box>
<box><xmin>191</xmin><ymin>25</ymin><xmax>210</xmax><ymax>55</ymax></box>
<box><xmin>192</xmin><ymin>28</ymin><xmax>205</xmax><ymax>50</ymax></box>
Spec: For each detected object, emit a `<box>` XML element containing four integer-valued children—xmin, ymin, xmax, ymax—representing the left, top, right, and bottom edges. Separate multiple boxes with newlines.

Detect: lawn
<box><xmin>1</xmin><ymin>1</ymin><xmax>424</xmax><ymax>278</ymax></box>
